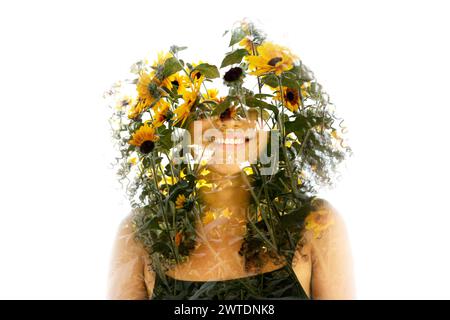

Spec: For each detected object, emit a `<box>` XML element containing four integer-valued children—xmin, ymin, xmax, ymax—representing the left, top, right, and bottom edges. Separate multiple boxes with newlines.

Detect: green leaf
<box><xmin>151</xmin><ymin>241</ymin><xmax>172</xmax><ymax>254</ymax></box>
<box><xmin>229</xmin><ymin>28</ymin><xmax>246</xmax><ymax>46</ymax></box>
<box><xmin>285</xmin><ymin>116</ymin><xmax>308</xmax><ymax>135</ymax></box>
<box><xmin>157</xmin><ymin>127</ymin><xmax>174</xmax><ymax>150</ymax></box>
<box><xmin>220</xmin><ymin>49</ymin><xmax>249</xmax><ymax>68</ymax></box>
<box><xmin>169</xmin><ymin>45</ymin><xmax>187</xmax><ymax>54</ymax></box>
<box><xmin>260</xmin><ymin>75</ymin><xmax>279</xmax><ymax>88</ymax></box>
<box><xmin>284</xmin><ymin>114</ymin><xmax>322</xmax><ymax>138</ymax></box>
<box><xmin>211</xmin><ymin>96</ymin><xmax>234</xmax><ymax>116</ymax></box>
<box><xmin>254</xmin><ymin>93</ymin><xmax>274</xmax><ymax>99</ymax></box>
<box><xmin>162</xmin><ymin>57</ymin><xmax>182</xmax><ymax>78</ymax></box>
<box><xmin>193</xmin><ymin>63</ymin><xmax>220</xmax><ymax>79</ymax></box>
<box><xmin>168</xmin><ymin>180</ymin><xmax>189</xmax><ymax>199</ymax></box>
<box><xmin>244</xmin><ymin>95</ymin><xmax>279</xmax><ymax>115</ymax></box>
<box><xmin>261</xmin><ymin>74</ymin><xmax>300</xmax><ymax>89</ymax></box>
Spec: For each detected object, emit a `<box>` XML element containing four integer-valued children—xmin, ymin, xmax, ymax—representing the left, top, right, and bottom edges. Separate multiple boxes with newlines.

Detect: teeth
<box><xmin>207</xmin><ymin>130</ymin><xmax>257</xmax><ymax>145</ymax></box>
<box><xmin>214</xmin><ymin>138</ymin><xmax>245</xmax><ymax>145</ymax></box>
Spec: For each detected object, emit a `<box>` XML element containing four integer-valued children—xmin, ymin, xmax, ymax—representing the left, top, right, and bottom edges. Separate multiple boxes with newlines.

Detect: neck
<box><xmin>200</xmin><ymin>167</ymin><xmax>250</xmax><ymax>209</ymax></box>
<box><xmin>196</xmin><ymin>168</ymin><xmax>251</xmax><ymax>247</ymax></box>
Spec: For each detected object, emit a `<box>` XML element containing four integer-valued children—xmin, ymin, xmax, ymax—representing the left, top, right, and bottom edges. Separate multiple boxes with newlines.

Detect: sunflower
<box><xmin>200</xmin><ymin>208</ymin><xmax>234</xmax><ymax>225</ymax></box>
<box><xmin>223</xmin><ymin>67</ymin><xmax>244</xmax><ymax>83</ymax></box>
<box><xmin>220</xmin><ymin>208</ymin><xmax>233</xmax><ymax>219</ymax></box>
<box><xmin>116</xmin><ymin>96</ymin><xmax>134</xmax><ymax>111</ymax></box>
<box><xmin>179</xmin><ymin>167</ymin><xmax>187</xmax><ymax>179</ymax></box>
<box><xmin>165</xmin><ymin>72</ymin><xmax>188</xmax><ymax>94</ymax></box>
<box><xmin>285</xmin><ymin>132</ymin><xmax>300</xmax><ymax>148</ymax></box>
<box><xmin>246</xmin><ymin>42</ymin><xmax>297</xmax><ymax>76</ymax></box>
<box><xmin>202</xmin><ymin>210</ymin><xmax>216</xmax><ymax>225</ymax></box>
<box><xmin>300</xmin><ymin>81</ymin><xmax>310</xmax><ymax>98</ymax></box>
<box><xmin>136</xmin><ymin>72</ymin><xmax>163</xmax><ymax>110</ymax></box>
<box><xmin>189</xmin><ymin>62</ymin><xmax>206</xmax><ymax>87</ymax></box>
<box><xmin>219</xmin><ymin>105</ymin><xmax>238</xmax><ymax>120</ymax></box>
<box><xmin>128</xmin><ymin>124</ymin><xmax>159</xmax><ymax>154</ymax></box>
<box><xmin>158</xmin><ymin>175</ymin><xmax>178</xmax><ymax>186</ymax></box>
<box><xmin>243</xmin><ymin>166</ymin><xmax>254</xmax><ymax>175</ymax></box>
<box><xmin>275</xmin><ymin>87</ymin><xmax>301</xmax><ymax>112</ymax></box>
<box><xmin>152</xmin><ymin>51</ymin><xmax>172</xmax><ymax>68</ymax></box>
<box><xmin>196</xmin><ymin>179</ymin><xmax>213</xmax><ymax>190</ymax></box>
<box><xmin>175</xmin><ymin>194</ymin><xmax>186</xmax><ymax>209</ymax></box>
<box><xmin>304</xmin><ymin>207</ymin><xmax>335</xmax><ymax>239</ymax></box>
<box><xmin>127</xmin><ymin>157</ymin><xmax>137</xmax><ymax>165</ymax></box>
<box><xmin>151</xmin><ymin>51</ymin><xmax>173</xmax><ymax>80</ymax></box>
<box><xmin>127</xmin><ymin>99</ymin><xmax>146</xmax><ymax>119</ymax></box>
<box><xmin>173</xmin><ymin>87</ymin><xmax>199</xmax><ymax>127</ymax></box>
<box><xmin>203</xmin><ymin>88</ymin><xmax>219</xmax><ymax>101</ymax></box>
<box><xmin>204</xmin><ymin>89</ymin><xmax>226</xmax><ymax>106</ymax></box>
<box><xmin>152</xmin><ymin>99</ymin><xmax>170</xmax><ymax>127</ymax></box>
<box><xmin>239</xmin><ymin>37</ymin><xmax>255</xmax><ymax>53</ymax></box>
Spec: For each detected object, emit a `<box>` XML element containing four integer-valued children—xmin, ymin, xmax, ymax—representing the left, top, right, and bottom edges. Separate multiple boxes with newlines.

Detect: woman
<box><xmin>106</xmin><ymin>20</ymin><xmax>354</xmax><ymax>299</ymax></box>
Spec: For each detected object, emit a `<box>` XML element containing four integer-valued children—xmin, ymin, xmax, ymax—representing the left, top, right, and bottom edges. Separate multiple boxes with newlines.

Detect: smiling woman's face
<box><xmin>188</xmin><ymin>115</ymin><xmax>269</xmax><ymax>175</ymax></box>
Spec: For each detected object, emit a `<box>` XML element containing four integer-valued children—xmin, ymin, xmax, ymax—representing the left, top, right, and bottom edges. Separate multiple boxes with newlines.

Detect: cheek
<box><xmin>239</xmin><ymin>130</ymin><xmax>268</xmax><ymax>163</ymax></box>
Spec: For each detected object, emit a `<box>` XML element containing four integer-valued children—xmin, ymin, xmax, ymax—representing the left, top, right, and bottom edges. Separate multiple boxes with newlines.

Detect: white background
<box><xmin>0</xmin><ymin>0</ymin><xmax>449</xmax><ymax>299</ymax></box>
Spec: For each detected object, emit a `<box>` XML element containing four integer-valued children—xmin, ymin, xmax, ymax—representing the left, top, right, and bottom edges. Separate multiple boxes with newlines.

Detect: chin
<box><xmin>208</xmin><ymin>163</ymin><xmax>242</xmax><ymax>175</ymax></box>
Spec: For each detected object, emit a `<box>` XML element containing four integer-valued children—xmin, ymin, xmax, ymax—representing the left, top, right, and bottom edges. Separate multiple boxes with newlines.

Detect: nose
<box><xmin>220</xmin><ymin>119</ymin><xmax>236</xmax><ymax>127</ymax></box>
<box><xmin>215</xmin><ymin>119</ymin><xmax>247</xmax><ymax>131</ymax></box>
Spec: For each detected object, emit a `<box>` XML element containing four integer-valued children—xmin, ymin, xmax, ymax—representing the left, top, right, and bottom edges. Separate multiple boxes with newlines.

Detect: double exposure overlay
<box><xmin>105</xmin><ymin>20</ymin><xmax>352</xmax><ymax>300</ymax></box>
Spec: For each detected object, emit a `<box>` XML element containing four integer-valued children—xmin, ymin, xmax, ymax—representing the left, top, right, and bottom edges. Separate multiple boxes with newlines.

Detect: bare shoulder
<box><xmin>116</xmin><ymin>212</ymin><xmax>135</xmax><ymax>235</ymax></box>
<box><xmin>304</xmin><ymin>198</ymin><xmax>355</xmax><ymax>299</ymax></box>
<box><xmin>304</xmin><ymin>198</ymin><xmax>348</xmax><ymax>241</ymax></box>
<box><xmin>107</xmin><ymin>208</ymin><xmax>154</xmax><ymax>299</ymax></box>
<box><xmin>292</xmin><ymin>198</ymin><xmax>343</xmax><ymax>261</ymax></box>
<box><xmin>112</xmin><ymin>208</ymin><xmax>148</xmax><ymax>259</ymax></box>
<box><xmin>116</xmin><ymin>207</ymin><xmax>147</xmax><ymax>236</ymax></box>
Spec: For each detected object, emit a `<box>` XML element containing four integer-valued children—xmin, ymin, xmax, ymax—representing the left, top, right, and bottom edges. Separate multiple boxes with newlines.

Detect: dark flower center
<box><xmin>194</xmin><ymin>71</ymin><xmax>202</xmax><ymax>79</ymax></box>
<box><xmin>268</xmin><ymin>57</ymin><xmax>282</xmax><ymax>66</ymax></box>
<box><xmin>223</xmin><ymin>67</ymin><xmax>243</xmax><ymax>82</ymax></box>
<box><xmin>286</xmin><ymin>90</ymin><xmax>295</xmax><ymax>102</ymax></box>
<box><xmin>140</xmin><ymin>140</ymin><xmax>155</xmax><ymax>154</ymax></box>
<box><xmin>171</xmin><ymin>80</ymin><xmax>179</xmax><ymax>87</ymax></box>
<box><xmin>220</xmin><ymin>108</ymin><xmax>233</xmax><ymax>120</ymax></box>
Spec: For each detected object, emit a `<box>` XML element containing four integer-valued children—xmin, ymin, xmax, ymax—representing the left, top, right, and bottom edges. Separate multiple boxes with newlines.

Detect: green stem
<box><xmin>276</xmin><ymin>75</ymin><xmax>305</xmax><ymax>202</ymax></box>
<box><xmin>150</xmin><ymin>154</ymin><xmax>180</xmax><ymax>263</ymax></box>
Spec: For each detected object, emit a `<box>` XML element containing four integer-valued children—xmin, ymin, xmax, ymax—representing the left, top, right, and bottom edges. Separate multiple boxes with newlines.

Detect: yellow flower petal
<box><xmin>196</xmin><ymin>179</ymin><xmax>213</xmax><ymax>189</ymax></box>
<box><xmin>246</xmin><ymin>42</ymin><xmax>297</xmax><ymax>76</ymax></box>
<box><xmin>175</xmin><ymin>194</ymin><xmax>186</xmax><ymax>209</ymax></box>
<box><xmin>221</xmin><ymin>208</ymin><xmax>233</xmax><ymax>219</ymax></box>
<box><xmin>202</xmin><ymin>211</ymin><xmax>216</xmax><ymax>225</ymax></box>
<box><xmin>304</xmin><ymin>208</ymin><xmax>335</xmax><ymax>239</ymax></box>
<box><xmin>128</xmin><ymin>124</ymin><xmax>159</xmax><ymax>147</ymax></box>
<box><xmin>180</xmin><ymin>168</ymin><xmax>187</xmax><ymax>179</ymax></box>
